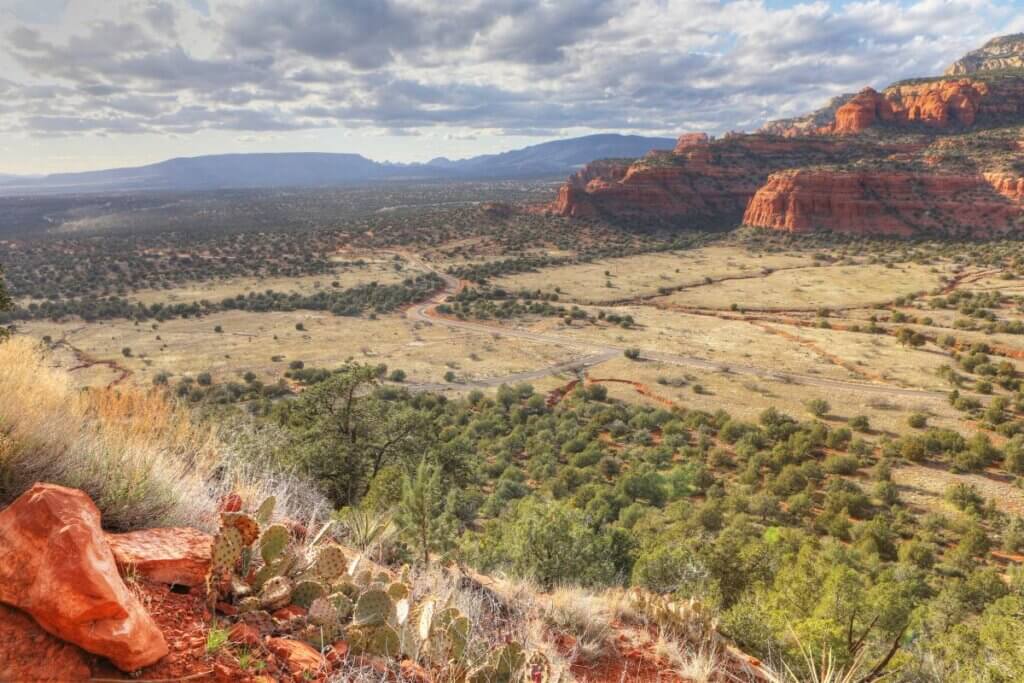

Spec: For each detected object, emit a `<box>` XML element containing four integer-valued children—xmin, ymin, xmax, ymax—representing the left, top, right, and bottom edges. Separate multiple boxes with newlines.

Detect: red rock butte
<box><xmin>544</xmin><ymin>34</ymin><xmax>1024</xmax><ymax>237</ymax></box>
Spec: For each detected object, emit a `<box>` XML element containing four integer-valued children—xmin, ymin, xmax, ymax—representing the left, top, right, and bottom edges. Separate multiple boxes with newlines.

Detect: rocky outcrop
<box><xmin>0</xmin><ymin>483</ymin><xmax>168</xmax><ymax>672</ymax></box>
<box><xmin>546</xmin><ymin>133</ymin><xmax>907</xmax><ymax>223</ymax></box>
<box><xmin>106</xmin><ymin>527</ymin><xmax>213</xmax><ymax>587</ymax></box>
<box><xmin>947</xmin><ymin>33</ymin><xmax>1024</xmax><ymax>75</ymax></box>
<box><xmin>761</xmin><ymin>94</ymin><xmax>856</xmax><ymax>137</ymax></box>
<box><xmin>743</xmin><ymin>169</ymin><xmax>1024</xmax><ymax>236</ymax></box>
<box><xmin>826</xmin><ymin>79</ymin><xmax>1008</xmax><ymax>134</ymax></box>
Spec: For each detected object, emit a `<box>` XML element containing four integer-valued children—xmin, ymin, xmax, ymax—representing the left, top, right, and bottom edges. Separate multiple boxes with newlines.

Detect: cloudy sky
<box><xmin>0</xmin><ymin>0</ymin><xmax>1022</xmax><ymax>174</ymax></box>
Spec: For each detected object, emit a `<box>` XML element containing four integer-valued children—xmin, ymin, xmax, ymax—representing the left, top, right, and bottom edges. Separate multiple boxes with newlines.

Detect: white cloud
<box><xmin>0</xmin><ymin>0</ymin><xmax>1019</xmax><ymax>148</ymax></box>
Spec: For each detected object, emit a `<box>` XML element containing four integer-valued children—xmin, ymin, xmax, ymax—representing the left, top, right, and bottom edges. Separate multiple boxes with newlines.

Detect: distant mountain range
<box><xmin>0</xmin><ymin>134</ymin><xmax>674</xmax><ymax>195</ymax></box>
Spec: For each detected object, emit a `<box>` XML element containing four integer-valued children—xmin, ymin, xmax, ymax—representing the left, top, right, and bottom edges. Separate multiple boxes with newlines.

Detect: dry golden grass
<box><xmin>490</xmin><ymin>247</ymin><xmax>815</xmax><ymax>305</ymax></box>
<box><xmin>0</xmin><ymin>336</ymin><xmax>219</xmax><ymax>529</ymax></box>
<box><xmin>21</xmin><ymin>311</ymin><xmax>587</xmax><ymax>389</ymax></box>
<box><xmin>0</xmin><ymin>336</ymin><xmax>323</xmax><ymax>530</ymax></box>
<box><xmin>661</xmin><ymin>262</ymin><xmax>947</xmax><ymax>311</ymax></box>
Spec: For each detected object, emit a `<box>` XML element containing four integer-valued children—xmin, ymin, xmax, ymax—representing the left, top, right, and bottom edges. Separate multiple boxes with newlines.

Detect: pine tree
<box><xmin>395</xmin><ymin>460</ymin><xmax>454</xmax><ymax>567</ymax></box>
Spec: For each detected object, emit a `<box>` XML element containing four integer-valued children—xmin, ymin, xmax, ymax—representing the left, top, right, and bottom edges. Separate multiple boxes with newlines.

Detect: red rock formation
<box><xmin>106</xmin><ymin>527</ymin><xmax>213</xmax><ymax>587</ymax></box>
<box><xmin>832</xmin><ymin>81</ymin><xmax>987</xmax><ymax>134</ymax></box>
<box><xmin>546</xmin><ymin>133</ymin><xmax>905</xmax><ymax>223</ymax></box>
<box><xmin>743</xmin><ymin>169</ymin><xmax>1024</xmax><ymax>236</ymax></box>
<box><xmin>0</xmin><ymin>483</ymin><xmax>168</xmax><ymax>672</ymax></box>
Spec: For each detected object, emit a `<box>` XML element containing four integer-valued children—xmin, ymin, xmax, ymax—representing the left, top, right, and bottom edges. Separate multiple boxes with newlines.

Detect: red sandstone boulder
<box><xmin>106</xmin><ymin>527</ymin><xmax>212</xmax><ymax>587</ymax></box>
<box><xmin>267</xmin><ymin>637</ymin><xmax>324</xmax><ymax>676</ymax></box>
<box><xmin>0</xmin><ymin>484</ymin><xmax>168</xmax><ymax>671</ymax></box>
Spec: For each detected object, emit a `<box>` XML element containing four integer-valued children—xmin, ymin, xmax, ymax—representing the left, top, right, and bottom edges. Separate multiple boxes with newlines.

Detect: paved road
<box><xmin>403</xmin><ymin>258</ymin><xmax>951</xmax><ymax>400</ymax></box>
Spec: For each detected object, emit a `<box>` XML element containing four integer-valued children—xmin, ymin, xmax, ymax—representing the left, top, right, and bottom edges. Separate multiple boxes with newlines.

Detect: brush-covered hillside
<box><xmin>1</xmin><ymin>249</ymin><xmax>1024</xmax><ymax>681</ymax></box>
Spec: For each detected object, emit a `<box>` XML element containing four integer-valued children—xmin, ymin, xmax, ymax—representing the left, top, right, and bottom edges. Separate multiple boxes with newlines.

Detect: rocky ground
<box><xmin>0</xmin><ymin>483</ymin><xmax>770</xmax><ymax>683</ymax></box>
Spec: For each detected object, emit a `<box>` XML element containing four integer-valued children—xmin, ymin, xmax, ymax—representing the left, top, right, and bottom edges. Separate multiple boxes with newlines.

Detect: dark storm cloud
<box><xmin>0</xmin><ymin>0</ymin><xmax>1019</xmax><ymax>138</ymax></box>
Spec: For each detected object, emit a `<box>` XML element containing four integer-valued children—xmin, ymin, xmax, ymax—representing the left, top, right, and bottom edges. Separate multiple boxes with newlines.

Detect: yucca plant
<box><xmin>335</xmin><ymin>506</ymin><xmax>398</xmax><ymax>560</ymax></box>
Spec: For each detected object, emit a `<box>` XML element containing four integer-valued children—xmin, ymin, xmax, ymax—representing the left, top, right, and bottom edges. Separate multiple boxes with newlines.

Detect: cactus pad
<box><xmin>312</xmin><ymin>544</ymin><xmax>347</xmax><ymax>580</ymax></box>
<box><xmin>255</xmin><ymin>495</ymin><xmax>276</xmax><ymax>525</ymax></box>
<box><xmin>349</xmin><ymin>625</ymin><xmax>401</xmax><ymax>657</ymax></box>
<box><xmin>222</xmin><ymin>512</ymin><xmax>261</xmax><ymax>546</ymax></box>
<box><xmin>209</xmin><ymin>526</ymin><xmax>244</xmax><ymax>579</ymax></box>
<box><xmin>329</xmin><ymin>592</ymin><xmax>354</xmax><ymax>621</ymax></box>
<box><xmin>291</xmin><ymin>580</ymin><xmax>328</xmax><ymax>608</ymax></box>
<box><xmin>417</xmin><ymin>599</ymin><xmax>435</xmax><ymax>641</ymax></box>
<box><xmin>259</xmin><ymin>523</ymin><xmax>290</xmax><ymax>564</ymax></box>
<box><xmin>387</xmin><ymin>581</ymin><xmax>410</xmax><ymax>600</ymax></box>
<box><xmin>332</xmin><ymin>578</ymin><xmax>360</xmax><ymax>599</ymax></box>
<box><xmin>307</xmin><ymin>596</ymin><xmax>338</xmax><ymax>626</ymax></box>
<box><xmin>394</xmin><ymin>597</ymin><xmax>410</xmax><ymax>626</ymax></box>
<box><xmin>353</xmin><ymin>588</ymin><xmax>394</xmax><ymax>627</ymax></box>
<box><xmin>259</xmin><ymin>575</ymin><xmax>293</xmax><ymax>610</ymax></box>
<box><xmin>300</xmin><ymin>622</ymin><xmax>343</xmax><ymax>650</ymax></box>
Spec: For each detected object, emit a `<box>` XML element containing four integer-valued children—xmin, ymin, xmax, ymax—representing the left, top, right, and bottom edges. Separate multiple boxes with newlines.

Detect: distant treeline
<box><xmin>2</xmin><ymin>273</ymin><xmax>443</xmax><ymax>323</ymax></box>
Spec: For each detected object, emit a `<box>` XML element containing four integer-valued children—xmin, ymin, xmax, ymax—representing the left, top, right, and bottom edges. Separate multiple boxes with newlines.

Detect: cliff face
<box><xmin>743</xmin><ymin>169</ymin><xmax>1024</xmax><ymax>237</ymax></box>
<box><xmin>947</xmin><ymin>33</ymin><xmax>1024</xmax><ymax>75</ymax></box>
<box><xmin>544</xmin><ymin>134</ymin><xmax>901</xmax><ymax>224</ymax></box>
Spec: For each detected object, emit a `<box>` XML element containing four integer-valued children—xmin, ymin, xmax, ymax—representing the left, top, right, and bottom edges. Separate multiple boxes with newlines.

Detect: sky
<box><xmin>0</xmin><ymin>0</ymin><xmax>1022</xmax><ymax>175</ymax></box>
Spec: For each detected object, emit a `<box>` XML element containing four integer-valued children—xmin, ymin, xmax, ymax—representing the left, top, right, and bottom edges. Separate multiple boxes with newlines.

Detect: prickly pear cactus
<box><xmin>312</xmin><ymin>544</ymin><xmax>347</xmax><ymax>580</ymax></box>
<box><xmin>329</xmin><ymin>592</ymin><xmax>354</xmax><ymax>621</ymax></box>
<box><xmin>209</xmin><ymin>526</ymin><xmax>244</xmax><ymax>580</ymax></box>
<box><xmin>349</xmin><ymin>625</ymin><xmax>401</xmax><ymax>657</ymax></box>
<box><xmin>307</xmin><ymin>596</ymin><xmax>338</xmax><ymax>626</ymax></box>
<box><xmin>291</xmin><ymin>580</ymin><xmax>328</xmax><ymax>608</ymax></box>
<box><xmin>467</xmin><ymin>643</ymin><xmax>526</xmax><ymax>683</ymax></box>
<box><xmin>300</xmin><ymin>622</ymin><xmax>343</xmax><ymax>650</ymax></box>
<box><xmin>353</xmin><ymin>568</ymin><xmax>373</xmax><ymax>587</ymax></box>
<box><xmin>417</xmin><ymin>598</ymin><xmax>435</xmax><ymax>642</ymax></box>
<box><xmin>387</xmin><ymin>581</ymin><xmax>410</xmax><ymax>600</ymax></box>
<box><xmin>255</xmin><ymin>495</ymin><xmax>276</xmax><ymax>525</ymax></box>
<box><xmin>447</xmin><ymin>614</ymin><xmax>470</xmax><ymax>660</ymax></box>
<box><xmin>332</xmin><ymin>577</ymin><xmax>359</xmax><ymax>599</ymax></box>
<box><xmin>353</xmin><ymin>588</ymin><xmax>394</xmax><ymax>627</ymax></box>
<box><xmin>259</xmin><ymin>575</ymin><xmax>294</xmax><ymax>611</ymax></box>
<box><xmin>259</xmin><ymin>523</ymin><xmax>290</xmax><ymax>564</ymax></box>
<box><xmin>222</xmin><ymin>512</ymin><xmax>261</xmax><ymax>546</ymax></box>
<box><xmin>394</xmin><ymin>597</ymin><xmax>410</xmax><ymax>626</ymax></box>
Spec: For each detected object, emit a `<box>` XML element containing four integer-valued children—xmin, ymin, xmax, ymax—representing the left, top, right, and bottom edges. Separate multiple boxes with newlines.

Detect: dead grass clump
<box><xmin>0</xmin><ymin>336</ymin><xmax>326</xmax><ymax>531</ymax></box>
<box><xmin>0</xmin><ymin>337</ymin><xmax>220</xmax><ymax>529</ymax></box>
<box><xmin>541</xmin><ymin>586</ymin><xmax>615</xmax><ymax>663</ymax></box>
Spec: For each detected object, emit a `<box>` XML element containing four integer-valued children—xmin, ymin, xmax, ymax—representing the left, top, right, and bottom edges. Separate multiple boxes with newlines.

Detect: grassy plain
<box><xmin>21</xmin><ymin>311</ymin><xmax>588</xmax><ymax>387</ymax></box>
<box><xmin>660</xmin><ymin>261</ymin><xmax>949</xmax><ymax>310</ymax></box>
<box><xmin>489</xmin><ymin>246</ymin><xmax>816</xmax><ymax>304</ymax></box>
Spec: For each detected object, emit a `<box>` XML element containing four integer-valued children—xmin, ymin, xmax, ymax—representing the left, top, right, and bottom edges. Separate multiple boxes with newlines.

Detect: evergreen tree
<box><xmin>396</xmin><ymin>460</ymin><xmax>454</xmax><ymax>567</ymax></box>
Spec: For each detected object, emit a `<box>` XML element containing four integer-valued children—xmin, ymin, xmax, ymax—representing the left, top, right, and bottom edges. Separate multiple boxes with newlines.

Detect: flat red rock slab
<box><xmin>106</xmin><ymin>526</ymin><xmax>213</xmax><ymax>587</ymax></box>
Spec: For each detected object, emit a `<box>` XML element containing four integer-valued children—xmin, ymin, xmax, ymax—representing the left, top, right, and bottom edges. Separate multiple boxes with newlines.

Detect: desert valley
<box><xmin>2</xmin><ymin>12</ymin><xmax>1024</xmax><ymax>683</ymax></box>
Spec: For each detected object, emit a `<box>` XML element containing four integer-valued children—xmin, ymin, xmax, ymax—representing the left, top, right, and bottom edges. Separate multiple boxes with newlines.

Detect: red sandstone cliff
<box><xmin>742</xmin><ymin>169</ymin><xmax>1024</xmax><ymax>237</ymax></box>
<box><xmin>544</xmin><ymin>133</ymin><xmax>902</xmax><ymax>224</ymax></box>
<box><xmin>547</xmin><ymin>36</ymin><xmax>1024</xmax><ymax>237</ymax></box>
